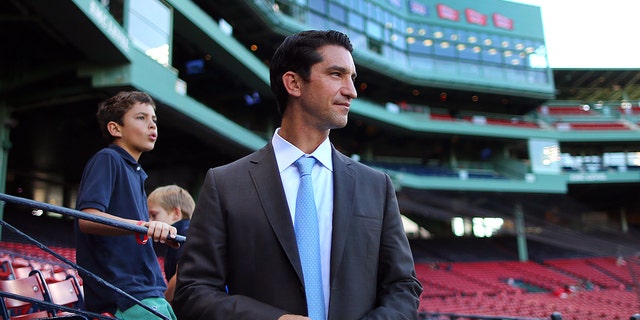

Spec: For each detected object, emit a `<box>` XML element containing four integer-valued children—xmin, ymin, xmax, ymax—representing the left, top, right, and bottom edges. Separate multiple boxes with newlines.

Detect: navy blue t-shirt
<box><xmin>74</xmin><ymin>144</ymin><xmax>166</xmax><ymax>314</ymax></box>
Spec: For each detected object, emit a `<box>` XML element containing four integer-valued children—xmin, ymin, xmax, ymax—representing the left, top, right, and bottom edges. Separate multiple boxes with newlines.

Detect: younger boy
<box><xmin>147</xmin><ymin>184</ymin><xmax>195</xmax><ymax>303</ymax></box>
<box><xmin>75</xmin><ymin>91</ymin><xmax>178</xmax><ymax>319</ymax></box>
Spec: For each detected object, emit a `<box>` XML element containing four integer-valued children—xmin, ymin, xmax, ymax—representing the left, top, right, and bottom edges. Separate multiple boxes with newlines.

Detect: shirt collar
<box><xmin>272</xmin><ymin>128</ymin><xmax>333</xmax><ymax>173</ymax></box>
<box><xmin>108</xmin><ymin>144</ymin><xmax>139</xmax><ymax>166</ymax></box>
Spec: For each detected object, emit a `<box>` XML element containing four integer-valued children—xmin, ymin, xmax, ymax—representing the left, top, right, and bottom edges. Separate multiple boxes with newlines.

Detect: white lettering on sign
<box><xmin>88</xmin><ymin>0</ymin><xmax>129</xmax><ymax>52</ymax></box>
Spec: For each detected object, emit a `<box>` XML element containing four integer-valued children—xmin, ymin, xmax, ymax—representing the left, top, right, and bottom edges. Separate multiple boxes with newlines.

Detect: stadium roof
<box><xmin>553</xmin><ymin>69</ymin><xmax>640</xmax><ymax>103</ymax></box>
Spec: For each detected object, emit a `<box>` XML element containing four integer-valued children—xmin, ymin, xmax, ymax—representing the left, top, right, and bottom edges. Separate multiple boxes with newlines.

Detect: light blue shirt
<box><xmin>272</xmin><ymin>128</ymin><xmax>333</xmax><ymax>315</ymax></box>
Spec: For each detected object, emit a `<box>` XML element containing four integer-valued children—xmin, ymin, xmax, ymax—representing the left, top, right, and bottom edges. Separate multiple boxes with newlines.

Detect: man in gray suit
<box><xmin>173</xmin><ymin>30</ymin><xmax>422</xmax><ymax>320</ymax></box>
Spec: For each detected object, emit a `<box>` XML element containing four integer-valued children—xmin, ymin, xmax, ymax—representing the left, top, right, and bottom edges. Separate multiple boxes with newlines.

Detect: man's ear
<box><xmin>107</xmin><ymin>121</ymin><xmax>122</xmax><ymax>138</ymax></box>
<box><xmin>282</xmin><ymin>71</ymin><xmax>302</xmax><ymax>97</ymax></box>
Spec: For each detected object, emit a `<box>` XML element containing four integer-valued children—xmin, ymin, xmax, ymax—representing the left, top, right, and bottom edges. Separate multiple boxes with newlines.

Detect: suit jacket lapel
<box><xmin>329</xmin><ymin>149</ymin><xmax>355</xmax><ymax>285</ymax></box>
<box><xmin>249</xmin><ymin>144</ymin><xmax>304</xmax><ymax>281</ymax></box>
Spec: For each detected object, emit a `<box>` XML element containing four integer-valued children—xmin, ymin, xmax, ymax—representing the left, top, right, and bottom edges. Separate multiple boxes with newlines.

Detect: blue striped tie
<box><xmin>294</xmin><ymin>156</ymin><xmax>325</xmax><ymax>320</ymax></box>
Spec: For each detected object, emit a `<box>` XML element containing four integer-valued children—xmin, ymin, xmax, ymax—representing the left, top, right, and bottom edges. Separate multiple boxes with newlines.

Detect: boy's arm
<box><xmin>78</xmin><ymin>208</ymin><xmax>139</xmax><ymax>235</ymax></box>
<box><xmin>79</xmin><ymin>208</ymin><xmax>178</xmax><ymax>247</ymax></box>
<box><xmin>165</xmin><ymin>267</ymin><xmax>178</xmax><ymax>303</ymax></box>
<box><xmin>165</xmin><ymin>274</ymin><xmax>176</xmax><ymax>302</ymax></box>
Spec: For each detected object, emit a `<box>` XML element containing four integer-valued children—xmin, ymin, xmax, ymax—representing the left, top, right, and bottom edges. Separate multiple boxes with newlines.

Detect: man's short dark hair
<box><xmin>269</xmin><ymin>30</ymin><xmax>353</xmax><ymax>115</ymax></box>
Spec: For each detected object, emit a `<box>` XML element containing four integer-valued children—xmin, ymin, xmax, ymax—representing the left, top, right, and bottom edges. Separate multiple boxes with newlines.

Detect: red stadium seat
<box><xmin>0</xmin><ymin>270</ymin><xmax>51</xmax><ymax>319</ymax></box>
<box><xmin>46</xmin><ymin>275</ymin><xmax>85</xmax><ymax>317</ymax></box>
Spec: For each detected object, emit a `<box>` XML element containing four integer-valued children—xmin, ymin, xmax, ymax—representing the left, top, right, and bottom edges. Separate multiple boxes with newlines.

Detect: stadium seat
<box><xmin>46</xmin><ymin>275</ymin><xmax>85</xmax><ymax>316</ymax></box>
<box><xmin>0</xmin><ymin>270</ymin><xmax>51</xmax><ymax>319</ymax></box>
<box><xmin>46</xmin><ymin>275</ymin><xmax>83</xmax><ymax>307</ymax></box>
<box><xmin>11</xmin><ymin>267</ymin><xmax>34</xmax><ymax>280</ymax></box>
<box><xmin>0</xmin><ymin>260</ymin><xmax>15</xmax><ymax>280</ymax></box>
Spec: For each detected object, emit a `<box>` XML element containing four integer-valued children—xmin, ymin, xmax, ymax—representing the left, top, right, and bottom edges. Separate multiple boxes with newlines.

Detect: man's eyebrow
<box><xmin>327</xmin><ymin>65</ymin><xmax>357</xmax><ymax>78</ymax></box>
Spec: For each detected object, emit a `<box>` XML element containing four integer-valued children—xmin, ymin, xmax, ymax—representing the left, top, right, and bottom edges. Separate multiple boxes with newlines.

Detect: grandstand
<box><xmin>0</xmin><ymin>0</ymin><xmax>639</xmax><ymax>319</ymax></box>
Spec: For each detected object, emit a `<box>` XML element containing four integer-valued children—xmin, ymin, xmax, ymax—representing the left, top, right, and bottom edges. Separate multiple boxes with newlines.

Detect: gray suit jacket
<box><xmin>173</xmin><ymin>143</ymin><xmax>422</xmax><ymax>320</ymax></box>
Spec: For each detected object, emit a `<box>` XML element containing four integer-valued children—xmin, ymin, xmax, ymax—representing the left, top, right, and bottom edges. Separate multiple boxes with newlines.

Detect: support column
<box><xmin>514</xmin><ymin>202</ymin><xmax>528</xmax><ymax>262</ymax></box>
<box><xmin>621</xmin><ymin>207</ymin><xmax>628</xmax><ymax>233</ymax></box>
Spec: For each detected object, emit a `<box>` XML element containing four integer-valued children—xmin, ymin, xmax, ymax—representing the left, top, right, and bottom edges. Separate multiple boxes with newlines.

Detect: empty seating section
<box><xmin>544</xmin><ymin>258</ymin><xmax>625</xmax><ymax>289</ymax></box>
<box><xmin>420</xmin><ymin>289</ymin><xmax>637</xmax><ymax>319</ymax></box>
<box><xmin>429</xmin><ymin>113</ymin><xmax>455</xmax><ymax>121</ymax></box>
<box><xmin>362</xmin><ymin>103</ymin><xmax>638</xmax><ymax>180</ymax></box>
<box><xmin>416</xmin><ymin>264</ymin><xmax>499</xmax><ymax>297</ymax></box>
<box><xmin>619</xmin><ymin>106</ymin><xmax>640</xmax><ymax>115</ymax></box>
<box><xmin>416</xmin><ymin>262</ymin><xmax>521</xmax><ymax>298</ymax></box>
<box><xmin>442</xmin><ymin>262</ymin><xmax>523</xmax><ymax>294</ymax></box>
<box><xmin>481</xmin><ymin>117</ymin><xmax>540</xmax><ymax>128</ymax></box>
<box><xmin>587</xmin><ymin>256</ymin><xmax>639</xmax><ymax>287</ymax></box>
<box><xmin>0</xmin><ymin>242</ymin><xmax>172</xmax><ymax>319</ymax></box>
<box><xmin>388</xmin><ymin>103</ymin><xmax>639</xmax><ymax>131</ymax></box>
<box><xmin>2</xmin><ymin>240</ymin><xmax>639</xmax><ymax>319</ymax></box>
<box><xmin>539</xmin><ymin>106</ymin><xmax>594</xmax><ymax>116</ymax></box>
<box><xmin>429</xmin><ymin>112</ymin><xmax>541</xmax><ymax>128</ymax></box>
<box><xmin>556</xmin><ymin>122</ymin><xmax>630</xmax><ymax>130</ymax></box>
<box><xmin>416</xmin><ymin>259</ymin><xmax>639</xmax><ymax>319</ymax></box>
<box><xmin>0</xmin><ymin>242</ymin><xmax>87</xmax><ymax>319</ymax></box>
<box><xmin>0</xmin><ymin>242</ymin><xmax>75</xmax><ymax>264</ymax></box>
<box><xmin>536</xmin><ymin>104</ymin><xmax>639</xmax><ymax>131</ymax></box>
<box><xmin>0</xmin><ymin>243</ymin><xmax>78</xmax><ymax>285</ymax></box>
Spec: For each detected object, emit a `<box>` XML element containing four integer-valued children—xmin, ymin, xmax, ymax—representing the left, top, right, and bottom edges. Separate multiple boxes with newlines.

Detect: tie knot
<box><xmin>295</xmin><ymin>156</ymin><xmax>316</xmax><ymax>177</ymax></box>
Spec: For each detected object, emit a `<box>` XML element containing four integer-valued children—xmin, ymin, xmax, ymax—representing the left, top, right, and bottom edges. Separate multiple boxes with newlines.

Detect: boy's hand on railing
<box><xmin>141</xmin><ymin>220</ymin><xmax>180</xmax><ymax>248</ymax></box>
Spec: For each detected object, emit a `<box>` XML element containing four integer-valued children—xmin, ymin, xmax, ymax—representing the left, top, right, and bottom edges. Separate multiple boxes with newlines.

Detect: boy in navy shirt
<box><xmin>75</xmin><ymin>91</ymin><xmax>178</xmax><ymax>319</ymax></box>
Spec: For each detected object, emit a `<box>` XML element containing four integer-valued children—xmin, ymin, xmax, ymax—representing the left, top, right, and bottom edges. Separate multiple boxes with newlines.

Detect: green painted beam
<box><xmin>350</xmin><ymin>99</ymin><xmax>640</xmax><ymax>142</ymax></box>
<box><xmin>167</xmin><ymin>0</ymin><xmax>271</xmax><ymax>96</ymax></box>
<box><xmin>70</xmin><ymin>0</ymin><xmax>133</xmax><ymax>62</ymax></box>
<box><xmin>80</xmin><ymin>46</ymin><xmax>267</xmax><ymax>152</ymax></box>
<box><xmin>382</xmin><ymin>170</ymin><xmax>567</xmax><ymax>193</ymax></box>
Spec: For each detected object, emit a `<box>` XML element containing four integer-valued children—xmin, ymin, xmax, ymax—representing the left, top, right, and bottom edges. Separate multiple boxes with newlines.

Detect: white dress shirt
<box><xmin>272</xmin><ymin>128</ymin><xmax>333</xmax><ymax>316</ymax></box>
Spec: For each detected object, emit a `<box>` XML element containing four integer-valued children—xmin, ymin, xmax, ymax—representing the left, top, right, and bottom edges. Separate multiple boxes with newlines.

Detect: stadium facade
<box><xmin>1</xmin><ymin>0</ymin><xmax>639</xmax><ymax>259</ymax></box>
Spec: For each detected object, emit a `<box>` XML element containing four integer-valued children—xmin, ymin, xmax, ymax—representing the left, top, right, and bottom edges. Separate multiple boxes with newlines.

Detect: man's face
<box><xmin>297</xmin><ymin>45</ymin><xmax>358</xmax><ymax>130</ymax></box>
